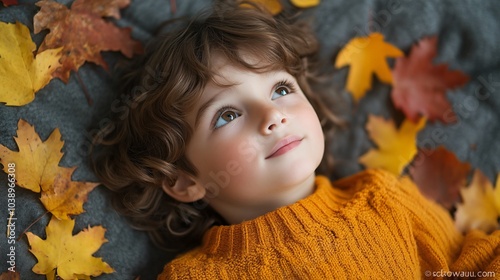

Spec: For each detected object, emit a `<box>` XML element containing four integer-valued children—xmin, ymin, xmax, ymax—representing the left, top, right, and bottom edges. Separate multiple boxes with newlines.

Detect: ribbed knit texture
<box><xmin>158</xmin><ymin>169</ymin><xmax>500</xmax><ymax>279</ymax></box>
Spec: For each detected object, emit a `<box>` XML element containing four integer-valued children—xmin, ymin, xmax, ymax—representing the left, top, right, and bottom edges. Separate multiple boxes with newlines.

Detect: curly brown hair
<box><xmin>92</xmin><ymin>1</ymin><xmax>341</xmax><ymax>253</ymax></box>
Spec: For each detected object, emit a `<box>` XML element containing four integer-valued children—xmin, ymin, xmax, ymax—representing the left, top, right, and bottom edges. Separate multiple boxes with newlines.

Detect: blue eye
<box><xmin>214</xmin><ymin>109</ymin><xmax>240</xmax><ymax>129</ymax></box>
<box><xmin>271</xmin><ymin>86</ymin><xmax>291</xmax><ymax>100</ymax></box>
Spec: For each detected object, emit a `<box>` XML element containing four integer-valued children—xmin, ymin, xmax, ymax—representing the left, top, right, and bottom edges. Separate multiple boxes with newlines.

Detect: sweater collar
<box><xmin>199</xmin><ymin>175</ymin><xmax>349</xmax><ymax>257</ymax></box>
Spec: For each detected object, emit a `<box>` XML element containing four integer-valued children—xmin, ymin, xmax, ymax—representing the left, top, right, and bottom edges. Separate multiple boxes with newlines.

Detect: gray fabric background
<box><xmin>1</xmin><ymin>0</ymin><xmax>499</xmax><ymax>279</ymax></box>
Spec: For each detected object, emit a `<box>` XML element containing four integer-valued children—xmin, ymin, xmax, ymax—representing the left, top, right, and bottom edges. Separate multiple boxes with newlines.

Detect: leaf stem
<box><xmin>170</xmin><ymin>0</ymin><xmax>176</xmax><ymax>14</ymax></box>
<box><xmin>17</xmin><ymin>211</ymin><xmax>50</xmax><ymax>241</ymax></box>
<box><xmin>75</xmin><ymin>72</ymin><xmax>93</xmax><ymax>106</ymax></box>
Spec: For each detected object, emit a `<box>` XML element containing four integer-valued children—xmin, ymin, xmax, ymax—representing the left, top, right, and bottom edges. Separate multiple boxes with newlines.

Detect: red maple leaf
<box><xmin>409</xmin><ymin>146</ymin><xmax>471</xmax><ymax>209</ymax></box>
<box><xmin>34</xmin><ymin>0</ymin><xmax>143</xmax><ymax>83</ymax></box>
<box><xmin>391</xmin><ymin>36</ymin><xmax>469</xmax><ymax>123</ymax></box>
<box><xmin>1</xmin><ymin>0</ymin><xmax>18</xmax><ymax>6</ymax></box>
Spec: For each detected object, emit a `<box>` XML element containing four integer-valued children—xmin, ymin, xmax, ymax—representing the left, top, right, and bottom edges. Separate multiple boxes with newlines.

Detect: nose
<box><xmin>260</xmin><ymin>105</ymin><xmax>287</xmax><ymax>135</ymax></box>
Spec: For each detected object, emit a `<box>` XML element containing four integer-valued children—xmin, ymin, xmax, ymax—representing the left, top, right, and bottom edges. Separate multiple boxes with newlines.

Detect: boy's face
<box><xmin>184</xmin><ymin>55</ymin><xmax>325</xmax><ymax>217</ymax></box>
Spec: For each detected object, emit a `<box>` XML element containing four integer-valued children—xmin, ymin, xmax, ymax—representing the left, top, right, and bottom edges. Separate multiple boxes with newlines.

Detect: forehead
<box><xmin>210</xmin><ymin>51</ymin><xmax>264</xmax><ymax>80</ymax></box>
<box><xmin>205</xmin><ymin>51</ymin><xmax>287</xmax><ymax>96</ymax></box>
<box><xmin>199</xmin><ymin>57</ymin><xmax>252</xmax><ymax>109</ymax></box>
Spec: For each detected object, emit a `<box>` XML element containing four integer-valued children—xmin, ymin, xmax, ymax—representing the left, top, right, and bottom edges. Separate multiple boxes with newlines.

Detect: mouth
<box><xmin>265</xmin><ymin>135</ymin><xmax>303</xmax><ymax>159</ymax></box>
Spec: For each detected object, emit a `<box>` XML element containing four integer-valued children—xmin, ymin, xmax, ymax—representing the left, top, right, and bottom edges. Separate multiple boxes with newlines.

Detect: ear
<box><xmin>162</xmin><ymin>172</ymin><xmax>206</xmax><ymax>203</ymax></box>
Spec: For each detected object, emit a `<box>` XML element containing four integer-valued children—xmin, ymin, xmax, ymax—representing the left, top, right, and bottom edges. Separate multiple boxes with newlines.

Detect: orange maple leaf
<box><xmin>359</xmin><ymin>115</ymin><xmax>426</xmax><ymax>175</ymax></box>
<box><xmin>391</xmin><ymin>36</ymin><xmax>469</xmax><ymax>123</ymax></box>
<box><xmin>27</xmin><ymin>217</ymin><xmax>114</xmax><ymax>279</ymax></box>
<box><xmin>290</xmin><ymin>0</ymin><xmax>320</xmax><ymax>9</ymax></box>
<box><xmin>335</xmin><ymin>32</ymin><xmax>403</xmax><ymax>101</ymax></box>
<box><xmin>0</xmin><ymin>119</ymin><xmax>99</xmax><ymax>219</ymax></box>
<box><xmin>455</xmin><ymin>170</ymin><xmax>500</xmax><ymax>233</ymax></box>
<box><xmin>40</xmin><ymin>167</ymin><xmax>99</xmax><ymax>220</ymax></box>
<box><xmin>409</xmin><ymin>146</ymin><xmax>471</xmax><ymax>209</ymax></box>
<box><xmin>33</xmin><ymin>0</ymin><xmax>143</xmax><ymax>82</ymax></box>
<box><xmin>243</xmin><ymin>0</ymin><xmax>283</xmax><ymax>15</ymax></box>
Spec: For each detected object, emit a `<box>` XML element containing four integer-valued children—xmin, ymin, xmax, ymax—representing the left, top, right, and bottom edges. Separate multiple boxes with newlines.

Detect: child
<box><xmin>93</xmin><ymin>2</ymin><xmax>500</xmax><ymax>279</ymax></box>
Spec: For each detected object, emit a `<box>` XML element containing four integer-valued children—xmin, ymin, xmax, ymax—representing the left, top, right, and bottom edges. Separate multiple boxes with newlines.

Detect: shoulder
<box><xmin>331</xmin><ymin>168</ymin><xmax>400</xmax><ymax>190</ymax></box>
<box><xmin>329</xmin><ymin>168</ymin><xmax>425</xmax><ymax>209</ymax></box>
<box><xmin>330</xmin><ymin>168</ymin><xmax>408</xmax><ymax>197</ymax></box>
<box><xmin>157</xmin><ymin>249</ymin><xmax>210</xmax><ymax>280</ymax></box>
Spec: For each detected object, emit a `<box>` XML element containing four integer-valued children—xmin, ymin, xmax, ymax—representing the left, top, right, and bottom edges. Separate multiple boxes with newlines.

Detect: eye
<box><xmin>214</xmin><ymin>109</ymin><xmax>240</xmax><ymax>129</ymax></box>
<box><xmin>271</xmin><ymin>86</ymin><xmax>291</xmax><ymax>100</ymax></box>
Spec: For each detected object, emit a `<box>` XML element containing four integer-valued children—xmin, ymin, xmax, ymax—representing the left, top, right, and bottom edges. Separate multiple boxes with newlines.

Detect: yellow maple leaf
<box><xmin>242</xmin><ymin>0</ymin><xmax>282</xmax><ymax>15</ymax></box>
<box><xmin>0</xmin><ymin>119</ymin><xmax>64</xmax><ymax>193</ymax></box>
<box><xmin>359</xmin><ymin>115</ymin><xmax>426</xmax><ymax>175</ymax></box>
<box><xmin>455</xmin><ymin>170</ymin><xmax>500</xmax><ymax>233</ymax></box>
<box><xmin>0</xmin><ymin>22</ymin><xmax>61</xmax><ymax>106</ymax></box>
<box><xmin>0</xmin><ymin>119</ymin><xmax>99</xmax><ymax>219</ymax></box>
<box><xmin>41</xmin><ymin>167</ymin><xmax>99</xmax><ymax>220</ymax></box>
<box><xmin>335</xmin><ymin>32</ymin><xmax>403</xmax><ymax>101</ymax></box>
<box><xmin>290</xmin><ymin>0</ymin><xmax>320</xmax><ymax>8</ymax></box>
<box><xmin>27</xmin><ymin>217</ymin><xmax>114</xmax><ymax>279</ymax></box>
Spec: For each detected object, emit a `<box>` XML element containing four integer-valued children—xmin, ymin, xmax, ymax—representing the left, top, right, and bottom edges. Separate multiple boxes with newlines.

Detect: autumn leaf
<box><xmin>0</xmin><ymin>0</ymin><xmax>17</xmax><ymax>7</ymax></box>
<box><xmin>0</xmin><ymin>271</ymin><xmax>20</xmax><ymax>280</ymax></box>
<box><xmin>27</xmin><ymin>216</ymin><xmax>114</xmax><ymax>279</ymax></box>
<box><xmin>335</xmin><ymin>32</ymin><xmax>403</xmax><ymax>101</ymax></box>
<box><xmin>290</xmin><ymin>0</ymin><xmax>320</xmax><ymax>9</ymax></box>
<box><xmin>243</xmin><ymin>0</ymin><xmax>283</xmax><ymax>15</ymax></box>
<box><xmin>409</xmin><ymin>146</ymin><xmax>471</xmax><ymax>209</ymax></box>
<box><xmin>391</xmin><ymin>36</ymin><xmax>470</xmax><ymax>123</ymax></box>
<box><xmin>0</xmin><ymin>119</ymin><xmax>99</xmax><ymax>219</ymax></box>
<box><xmin>41</xmin><ymin>167</ymin><xmax>99</xmax><ymax>220</ymax></box>
<box><xmin>0</xmin><ymin>119</ymin><xmax>64</xmax><ymax>192</ymax></box>
<box><xmin>34</xmin><ymin>0</ymin><xmax>143</xmax><ymax>83</ymax></box>
<box><xmin>359</xmin><ymin>115</ymin><xmax>426</xmax><ymax>175</ymax></box>
<box><xmin>0</xmin><ymin>22</ymin><xmax>62</xmax><ymax>106</ymax></box>
<box><xmin>455</xmin><ymin>170</ymin><xmax>500</xmax><ymax>233</ymax></box>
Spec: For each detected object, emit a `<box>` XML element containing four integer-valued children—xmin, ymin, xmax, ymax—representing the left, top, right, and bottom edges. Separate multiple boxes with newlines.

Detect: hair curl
<box><xmin>92</xmin><ymin>1</ymin><xmax>342</xmax><ymax>253</ymax></box>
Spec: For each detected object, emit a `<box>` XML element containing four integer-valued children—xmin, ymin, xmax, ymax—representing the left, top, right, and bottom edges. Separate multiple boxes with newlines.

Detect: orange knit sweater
<box><xmin>158</xmin><ymin>169</ymin><xmax>500</xmax><ymax>279</ymax></box>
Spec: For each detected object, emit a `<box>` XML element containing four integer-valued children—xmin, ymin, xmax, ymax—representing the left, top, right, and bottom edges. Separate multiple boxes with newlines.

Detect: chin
<box><xmin>279</xmin><ymin>157</ymin><xmax>318</xmax><ymax>186</ymax></box>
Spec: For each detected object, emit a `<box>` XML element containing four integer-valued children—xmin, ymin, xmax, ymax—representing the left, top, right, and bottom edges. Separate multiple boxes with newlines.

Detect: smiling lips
<box><xmin>266</xmin><ymin>135</ymin><xmax>303</xmax><ymax>159</ymax></box>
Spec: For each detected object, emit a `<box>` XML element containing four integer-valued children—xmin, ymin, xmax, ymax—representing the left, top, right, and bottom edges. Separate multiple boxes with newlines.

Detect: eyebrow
<box><xmin>194</xmin><ymin>91</ymin><xmax>223</xmax><ymax>129</ymax></box>
<box><xmin>194</xmin><ymin>94</ymin><xmax>218</xmax><ymax>129</ymax></box>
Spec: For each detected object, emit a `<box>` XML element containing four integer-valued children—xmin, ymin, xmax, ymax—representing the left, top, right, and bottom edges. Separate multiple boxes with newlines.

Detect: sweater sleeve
<box><xmin>389</xmin><ymin>171</ymin><xmax>500</xmax><ymax>278</ymax></box>
<box><xmin>332</xmin><ymin>169</ymin><xmax>464</xmax><ymax>273</ymax></box>
<box><xmin>393</xmin><ymin>175</ymin><xmax>463</xmax><ymax>271</ymax></box>
<box><xmin>449</xmin><ymin>230</ymin><xmax>500</xmax><ymax>278</ymax></box>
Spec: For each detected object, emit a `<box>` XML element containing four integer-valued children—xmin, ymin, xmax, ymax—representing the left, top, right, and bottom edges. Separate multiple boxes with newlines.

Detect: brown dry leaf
<box><xmin>335</xmin><ymin>32</ymin><xmax>403</xmax><ymax>101</ymax></box>
<box><xmin>359</xmin><ymin>115</ymin><xmax>426</xmax><ymax>175</ymax></box>
<box><xmin>34</xmin><ymin>0</ymin><xmax>143</xmax><ymax>82</ymax></box>
<box><xmin>0</xmin><ymin>21</ymin><xmax>62</xmax><ymax>106</ymax></box>
<box><xmin>0</xmin><ymin>271</ymin><xmax>20</xmax><ymax>280</ymax></box>
<box><xmin>455</xmin><ymin>170</ymin><xmax>500</xmax><ymax>233</ymax></box>
<box><xmin>0</xmin><ymin>119</ymin><xmax>99</xmax><ymax>219</ymax></box>
<box><xmin>409</xmin><ymin>146</ymin><xmax>471</xmax><ymax>209</ymax></box>
<box><xmin>290</xmin><ymin>0</ymin><xmax>320</xmax><ymax>9</ymax></box>
<box><xmin>27</xmin><ymin>216</ymin><xmax>114</xmax><ymax>279</ymax></box>
<box><xmin>391</xmin><ymin>36</ymin><xmax>470</xmax><ymax>123</ymax></box>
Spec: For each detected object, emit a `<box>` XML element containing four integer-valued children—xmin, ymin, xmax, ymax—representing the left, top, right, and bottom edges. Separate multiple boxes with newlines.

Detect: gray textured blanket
<box><xmin>1</xmin><ymin>0</ymin><xmax>499</xmax><ymax>279</ymax></box>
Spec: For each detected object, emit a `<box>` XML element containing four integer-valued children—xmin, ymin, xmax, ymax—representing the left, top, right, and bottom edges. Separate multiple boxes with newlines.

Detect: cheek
<box><xmin>298</xmin><ymin>103</ymin><xmax>325</xmax><ymax>154</ymax></box>
<box><xmin>297</xmin><ymin>102</ymin><xmax>324</xmax><ymax>132</ymax></box>
<box><xmin>190</xmin><ymin>132</ymin><xmax>259</xmax><ymax>188</ymax></box>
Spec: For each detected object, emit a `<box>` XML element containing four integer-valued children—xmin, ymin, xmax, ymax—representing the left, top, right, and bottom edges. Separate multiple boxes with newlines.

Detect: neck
<box><xmin>209</xmin><ymin>174</ymin><xmax>316</xmax><ymax>224</ymax></box>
